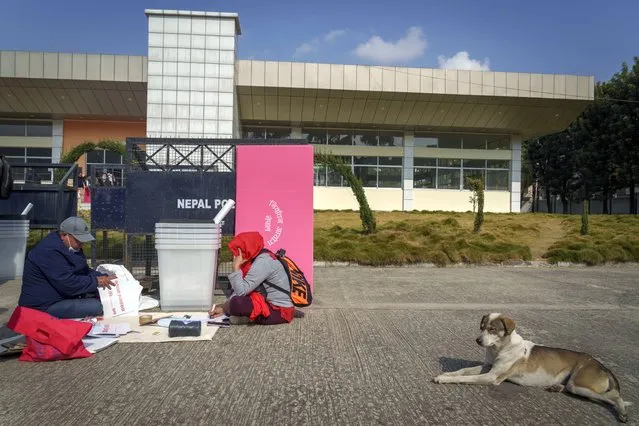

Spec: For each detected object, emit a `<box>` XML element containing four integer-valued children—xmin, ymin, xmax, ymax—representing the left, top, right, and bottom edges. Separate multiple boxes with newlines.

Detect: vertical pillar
<box><xmin>145</xmin><ymin>9</ymin><xmax>241</xmax><ymax>139</ymax></box>
<box><xmin>290</xmin><ymin>127</ymin><xmax>302</xmax><ymax>139</ymax></box>
<box><xmin>51</xmin><ymin>120</ymin><xmax>63</xmax><ymax>163</ymax></box>
<box><xmin>403</xmin><ymin>131</ymin><xmax>414</xmax><ymax>211</ymax></box>
<box><xmin>510</xmin><ymin>134</ymin><xmax>522</xmax><ymax>213</ymax></box>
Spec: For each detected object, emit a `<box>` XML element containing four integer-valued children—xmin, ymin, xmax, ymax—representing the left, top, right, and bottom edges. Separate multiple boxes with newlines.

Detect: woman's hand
<box><xmin>208</xmin><ymin>305</ymin><xmax>225</xmax><ymax>318</ymax></box>
<box><xmin>232</xmin><ymin>248</ymin><xmax>247</xmax><ymax>271</ymax></box>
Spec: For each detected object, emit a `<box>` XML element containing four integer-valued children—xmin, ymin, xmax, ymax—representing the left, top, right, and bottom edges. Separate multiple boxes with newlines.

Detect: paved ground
<box><xmin>0</xmin><ymin>265</ymin><xmax>638</xmax><ymax>425</ymax></box>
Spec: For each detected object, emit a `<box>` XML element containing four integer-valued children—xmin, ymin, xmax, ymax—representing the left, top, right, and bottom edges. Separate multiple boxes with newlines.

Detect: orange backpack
<box><xmin>260</xmin><ymin>248</ymin><xmax>313</xmax><ymax>307</ymax></box>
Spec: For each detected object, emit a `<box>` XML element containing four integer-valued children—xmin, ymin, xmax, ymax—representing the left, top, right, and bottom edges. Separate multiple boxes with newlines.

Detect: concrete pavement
<box><xmin>0</xmin><ymin>265</ymin><xmax>638</xmax><ymax>425</ymax></box>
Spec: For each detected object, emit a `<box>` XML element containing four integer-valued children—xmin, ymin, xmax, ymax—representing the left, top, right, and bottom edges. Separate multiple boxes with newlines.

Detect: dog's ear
<box><xmin>500</xmin><ymin>317</ymin><xmax>516</xmax><ymax>335</ymax></box>
<box><xmin>480</xmin><ymin>314</ymin><xmax>489</xmax><ymax>330</ymax></box>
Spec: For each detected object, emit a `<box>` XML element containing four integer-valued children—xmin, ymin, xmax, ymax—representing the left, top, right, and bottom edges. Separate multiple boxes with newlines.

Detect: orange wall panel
<box><xmin>63</xmin><ymin>120</ymin><xmax>146</xmax><ymax>171</ymax></box>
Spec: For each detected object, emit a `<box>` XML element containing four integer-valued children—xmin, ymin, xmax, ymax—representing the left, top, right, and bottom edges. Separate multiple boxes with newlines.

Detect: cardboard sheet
<box><xmin>99</xmin><ymin>312</ymin><xmax>220</xmax><ymax>343</ymax></box>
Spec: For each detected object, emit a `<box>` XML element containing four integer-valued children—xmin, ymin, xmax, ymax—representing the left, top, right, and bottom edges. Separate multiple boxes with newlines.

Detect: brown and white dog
<box><xmin>433</xmin><ymin>313</ymin><xmax>631</xmax><ymax>423</ymax></box>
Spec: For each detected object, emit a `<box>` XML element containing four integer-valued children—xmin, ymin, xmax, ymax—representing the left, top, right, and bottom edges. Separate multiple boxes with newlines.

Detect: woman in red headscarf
<box><xmin>209</xmin><ymin>231</ymin><xmax>296</xmax><ymax>325</ymax></box>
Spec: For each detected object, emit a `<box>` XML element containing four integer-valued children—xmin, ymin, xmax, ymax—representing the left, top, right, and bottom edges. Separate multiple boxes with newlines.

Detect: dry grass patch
<box><xmin>314</xmin><ymin>211</ymin><xmax>540</xmax><ymax>266</ymax></box>
<box><xmin>543</xmin><ymin>215</ymin><xmax>639</xmax><ymax>265</ymax></box>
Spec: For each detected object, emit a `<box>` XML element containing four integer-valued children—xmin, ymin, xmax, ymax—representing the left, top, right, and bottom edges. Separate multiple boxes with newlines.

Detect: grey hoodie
<box><xmin>228</xmin><ymin>252</ymin><xmax>293</xmax><ymax>308</ymax></box>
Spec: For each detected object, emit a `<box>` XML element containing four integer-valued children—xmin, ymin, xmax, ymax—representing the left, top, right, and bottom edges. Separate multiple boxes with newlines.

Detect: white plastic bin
<box><xmin>155</xmin><ymin>222</ymin><xmax>222</xmax><ymax>311</ymax></box>
<box><xmin>0</xmin><ymin>219</ymin><xmax>30</xmax><ymax>280</ymax></box>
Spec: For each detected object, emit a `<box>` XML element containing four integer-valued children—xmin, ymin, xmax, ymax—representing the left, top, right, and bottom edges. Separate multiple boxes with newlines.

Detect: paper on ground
<box><xmin>82</xmin><ymin>337</ymin><xmax>118</xmax><ymax>353</ymax></box>
<box><xmin>88</xmin><ymin>323</ymin><xmax>132</xmax><ymax>337</ymax></box>
<box><xmin>99</xmin><ymin>312</ymin><xmax>220</xmax><ymax>343</ymax></box>
<box><xmin>96</xmin><ymin>264</ymin><xmax>143</xmax><ymax>318</ymax></box>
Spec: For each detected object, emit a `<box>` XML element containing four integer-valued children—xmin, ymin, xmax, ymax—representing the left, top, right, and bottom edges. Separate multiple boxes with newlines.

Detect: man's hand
<box><xmin>97</xmin><ymin>275</ymin><xmax>116</xmax><ymax>289</ymax></box>
<box><xmin>232</xmin><ymin>248</ymin><xmax>247</xmax><ymax>271</ymax></box>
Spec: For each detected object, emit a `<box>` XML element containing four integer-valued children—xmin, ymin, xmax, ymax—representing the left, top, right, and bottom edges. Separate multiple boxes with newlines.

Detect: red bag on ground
<box><xmin>7</xmin><ymin>306</ymin><xmax>93</xmax><ymax>362</ymax></box>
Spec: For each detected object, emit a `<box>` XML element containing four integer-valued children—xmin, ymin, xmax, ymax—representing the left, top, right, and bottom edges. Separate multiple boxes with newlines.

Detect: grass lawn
<box><xmin>28</xmin><ymin>211</ymin><xmax>639</xmax><ymax>267</ymax></box>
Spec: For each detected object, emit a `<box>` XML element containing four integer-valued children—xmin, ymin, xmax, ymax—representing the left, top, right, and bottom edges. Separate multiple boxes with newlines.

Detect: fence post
<box><xmin>145</xmin><ymin>234</ymin><xmax>152</xmax><ymax>277</ymax></box>
<box><xmin>124</xmin><ymin>233</ymin><xmax>132</xmax><ymax>272</ymax></box>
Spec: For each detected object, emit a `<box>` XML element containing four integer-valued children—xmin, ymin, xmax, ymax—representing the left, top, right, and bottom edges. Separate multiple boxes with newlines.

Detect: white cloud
<box><xmin>437</xmin><ymin>51</ymin><xmax>490</xmax><ymax>71</ymax></box>
<box><xmin>294</xmin><ymin>41</ymin><xmax>317</xmax><ymax>57</ymax></box>
<box><xmin>354</xmin><ymin>26</ymin><xmax>427</xmax><ymax>64</ymax></box>
<box><xmin>293</xmin><ymin>29</ymin><xmax>348</xmax><ymax>58</ymax></box>
<box><xmin>325</xmin><ymin>29</ymin><xmax>347</xmax><ymax>42</ymax></box>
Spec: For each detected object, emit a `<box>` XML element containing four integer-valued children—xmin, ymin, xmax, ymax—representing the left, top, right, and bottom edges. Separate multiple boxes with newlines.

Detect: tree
<box><xmin>466</xmin><ymin>175</ymin><xmax>484</xmax><ymax>233</ymax></box>
<box><xmin>605</xmin><ymin>58</ymin><xmax>639</xmax><ymax>214</ymax></box>
<box><xmin>572</xmin><ymin>82</ymin><xmax>624</xmax><ymax>214</ymax></box>
<box><xmin>525</xmin><ymin>131</ymin><xmax>578</xmax><ymax>214</ymax></box>
<box><xmin>315</xmin><ymin>151</ymin><xmax>377</xmax><ymax>234</ymax></box>
<box><xmin>55</xmin><ymin>139</ymin><xmax>125</xmax><ymax>182</ymax></box>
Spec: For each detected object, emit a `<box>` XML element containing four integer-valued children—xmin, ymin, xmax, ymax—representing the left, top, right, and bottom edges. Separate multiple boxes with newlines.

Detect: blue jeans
<box><xmin>45</xmin><ymin>297</ymin><xmax>103</xmax><ymax>319</ymax></box>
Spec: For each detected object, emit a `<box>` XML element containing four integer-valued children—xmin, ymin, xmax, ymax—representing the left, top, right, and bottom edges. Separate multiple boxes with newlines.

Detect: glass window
<box><xmin>354</xmin><ymin>156</ymin><xmax>377</xmax><ymax>166</ymax></box>
<box><xmin>327</xmin><ymin>168</ymin><xmax>345</xmax><ymax>187</ymax></box>
<box><xmin>379</xmin><ymin>132</ymin><xmax>403</xmax><ymax>146</ymax></box>
<box><xmin>414</xmin><ymin>168</ymin><xmax>436</xmax><ymax>188</ymax></box>
<box><xmin>486</xmin><ymin>170</ymin><xmax>510</xmax><ymax>190</ymax></box>
<box><xmin>265</xmin><ymin>128</ymin><xmax>291</xmax><ymax>139</ymax></box>
<box><xmin>463</xmin><ymin>169</ymin><xmax>486</xmax><ymax>189</ymax></box>
<box><xmin>0</xmin><ymin>120</ymin><xmax>26</xmax><ymax>137</ymax></box>
<box><xmin>414</xmin><ymin>157</ymin><xmax>436</xmax><ymax>167</ymax></box>
<box><xmin>86</xmin><ymin>150</ymin><xmax>104</xmax><ymax>164</ymax></box>
<box><xmin>463</xmin><ymin>159</ymin><xmax>486</xmax><ymax>168</ymax></box>
<box><xmin>327</xmin><ymin>131</ymin><xmax>352</xmax><ymax>145</ymax></box>
<box><xmin>26</xmin><ymin>148</ymin><xmax>52</xmax><ymax>157</ymax></box>
<box><xmin>462</xmin><ymin>134</ymin><xmax>486</xmax><ymax>149</ymax></box>
<box><xmin>26</xmin><ymin>122</ymin><xmax>53</xmax><ymax>137</ymax></box>
<box><xmin>105</xmin><ymin>150</ymin><xmax>123</xmax><ymax>164</ymax></box>
<box><xmin>487</xmin><ymin>135</ymin><xmax>510</xmax><ymax>150</ymax></box>
<box><xmin>437</xmin><ymin>169</ymin><xmax>461</xmax><ymax>189</ymax></box>
<box><xmin>379</xmin><ymin>156</ymin><xmax>402</xmax><ymax>166</ymax></box>
<box><xmin>1</xmin><ymin>147</ymin><xmax>27</xmax><ymax>157</ymax></box>
<box><xmin>242</xmin><ymin>127</ymin><xmax>265</xmax><ymax>139</ymax></box>
<box><xmin>303</xmin><ymin>129</ymin><xmax>327</xmax><ymax>144</ymax></box>
<box><xmin>487</xmin><ymin>160</ymin><xmax>510</xmax><ymax>169</ymax></box>
<box><xmin>338</xmin><ymin>155</ymin><xmax>352</xmax><ymax>165</ymax></box>
<box><xmin>438</xmin><ymin>134</ymin><xmax>462</xmax><ymax>149</ymax></box>
<box><xmin>414</xmin><ymin>135</ymin><xmax>438</xmax><ymax>148</ymax></box>
<box><xmin>6</xmin><ymin>156</ymin><xmax>26</xmax><ymax>165</ymax></box>
<box><xmin>378</xmin><ymin>167</ymin><xmax>402</xmax><ymax>188</ymax></box>
<box><xmin>314</xmin><ymin>164</ymin><xmax>326</xmax><ymax>186</ymax></box>
<box><xmin>354</xmin><ymin>166</ymin><xmax>377</xmax><ymax>187</ymax></box>
<box><xmin>353</xmin><ymin>131</ymin><xmax>377</xmax><ymax>146</ymax></box>
<box><xmin>439</xmin><ymin>158</ymin><xmax>461</xmax><ymax>168</ymax></box>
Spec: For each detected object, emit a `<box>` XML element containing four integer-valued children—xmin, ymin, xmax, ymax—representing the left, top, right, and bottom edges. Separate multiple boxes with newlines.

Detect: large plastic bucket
<box><xmin>0</xmin><ymin>220</ymin><xmax>30</xmax><ymax>280</ymax></box>
<box><xmin>155</xmin><ymin>243</ymin><xmax>220</xmax><ymax>311</ymax></box>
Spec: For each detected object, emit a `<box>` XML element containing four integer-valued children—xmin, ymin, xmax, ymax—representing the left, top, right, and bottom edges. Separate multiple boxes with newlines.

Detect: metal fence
<box><xmin>86</xmin><ymin>138</ymin><xmax>239</xmax><ymax>290</ymax></box>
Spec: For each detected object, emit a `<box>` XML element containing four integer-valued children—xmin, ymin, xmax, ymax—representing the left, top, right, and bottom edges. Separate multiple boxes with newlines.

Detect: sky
<box><xmin>0</xmin><ymin>0</ymin><xmax>636</xmax><ymax>82</ymax></box>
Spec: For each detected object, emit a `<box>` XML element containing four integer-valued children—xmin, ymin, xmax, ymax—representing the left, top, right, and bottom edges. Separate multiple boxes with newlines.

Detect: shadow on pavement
<box><xmin>438</xmin><ymin>356</ymin><xmax>484</xmax><ymax>373</ymax></box>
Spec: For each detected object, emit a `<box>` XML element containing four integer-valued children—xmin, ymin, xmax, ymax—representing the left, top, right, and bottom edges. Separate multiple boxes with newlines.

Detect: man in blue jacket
<box><xmin>18</xmin><ymin>216</ymin><xmax>115</xmax><ymax>319</ymax></box>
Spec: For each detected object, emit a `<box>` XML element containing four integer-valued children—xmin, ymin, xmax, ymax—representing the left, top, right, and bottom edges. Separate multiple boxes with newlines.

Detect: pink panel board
<box><xmin>235</xmin><ymin>144</ymin><xmax>314</xmax><ymax>287</ymax></box>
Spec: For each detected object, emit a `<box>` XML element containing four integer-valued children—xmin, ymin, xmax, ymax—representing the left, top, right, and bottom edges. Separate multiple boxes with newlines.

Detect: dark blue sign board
<box><xmin>125</xmin><ymin>171</ymin><xmax>236</xmax><ymax>234</ymax></box>
<box><xmin>91</xmin><ymin>187</ymin><xmax>126</xmax><ymax>230</ymax></box>
<box><xmin>0</xmin><ymin>185</ymin><xmax>77</xmax><ymax>228</ymax></box>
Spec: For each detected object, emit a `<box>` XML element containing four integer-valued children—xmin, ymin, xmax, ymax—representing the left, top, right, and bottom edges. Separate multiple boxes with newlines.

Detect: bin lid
<box><xmin>0</xmin><ymin>215</ymin><xmax>28</xmax><ymax>220</ymax></box>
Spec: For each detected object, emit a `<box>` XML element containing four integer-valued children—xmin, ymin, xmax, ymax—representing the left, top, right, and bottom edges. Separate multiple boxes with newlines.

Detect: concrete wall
<box><xmin>314</xmin><ymin>187</ymin><xmax>511</xmax><ymax>212</ymax></box>
<box><xmin>314</xmin><ymin>187</ymin><xmax>404</xmax><ymax>211</ymax></box>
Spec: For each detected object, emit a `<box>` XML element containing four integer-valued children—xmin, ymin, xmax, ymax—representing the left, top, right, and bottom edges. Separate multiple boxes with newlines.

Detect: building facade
<box><xmin>0</xmin><ymin>9</ymin><xmax>594</xmax><ymax>212</ymax></box>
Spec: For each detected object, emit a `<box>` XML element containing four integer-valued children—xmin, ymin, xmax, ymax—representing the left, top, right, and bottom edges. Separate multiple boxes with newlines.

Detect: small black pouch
<box><xmin>168</xmin><ymin>320</ymin><xmax>202</xmax><ymax>337</ymax></box>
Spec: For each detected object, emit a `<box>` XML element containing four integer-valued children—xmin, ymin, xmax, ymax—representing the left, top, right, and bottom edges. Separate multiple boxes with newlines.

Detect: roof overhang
<box><xmin>0</xmin><ymin>52</ymin><xmax>595</xmax><ymax>139</ymax></box>
<box><xmin>236</xmin><ymin>60</ymin><xmax>595</xmax><ymax>139</ymax></box>
<box><xmin>0</xmin><ymin>51</ymin><xmax>147</xmax><ymax>121</ymax></box>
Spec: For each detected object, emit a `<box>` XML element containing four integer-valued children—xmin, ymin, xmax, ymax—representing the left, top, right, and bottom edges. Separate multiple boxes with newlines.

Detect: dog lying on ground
<box><xmin>433</xmin><ymin>313</ymin><xmax>631</xmax><ymax>423</ymax></box>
